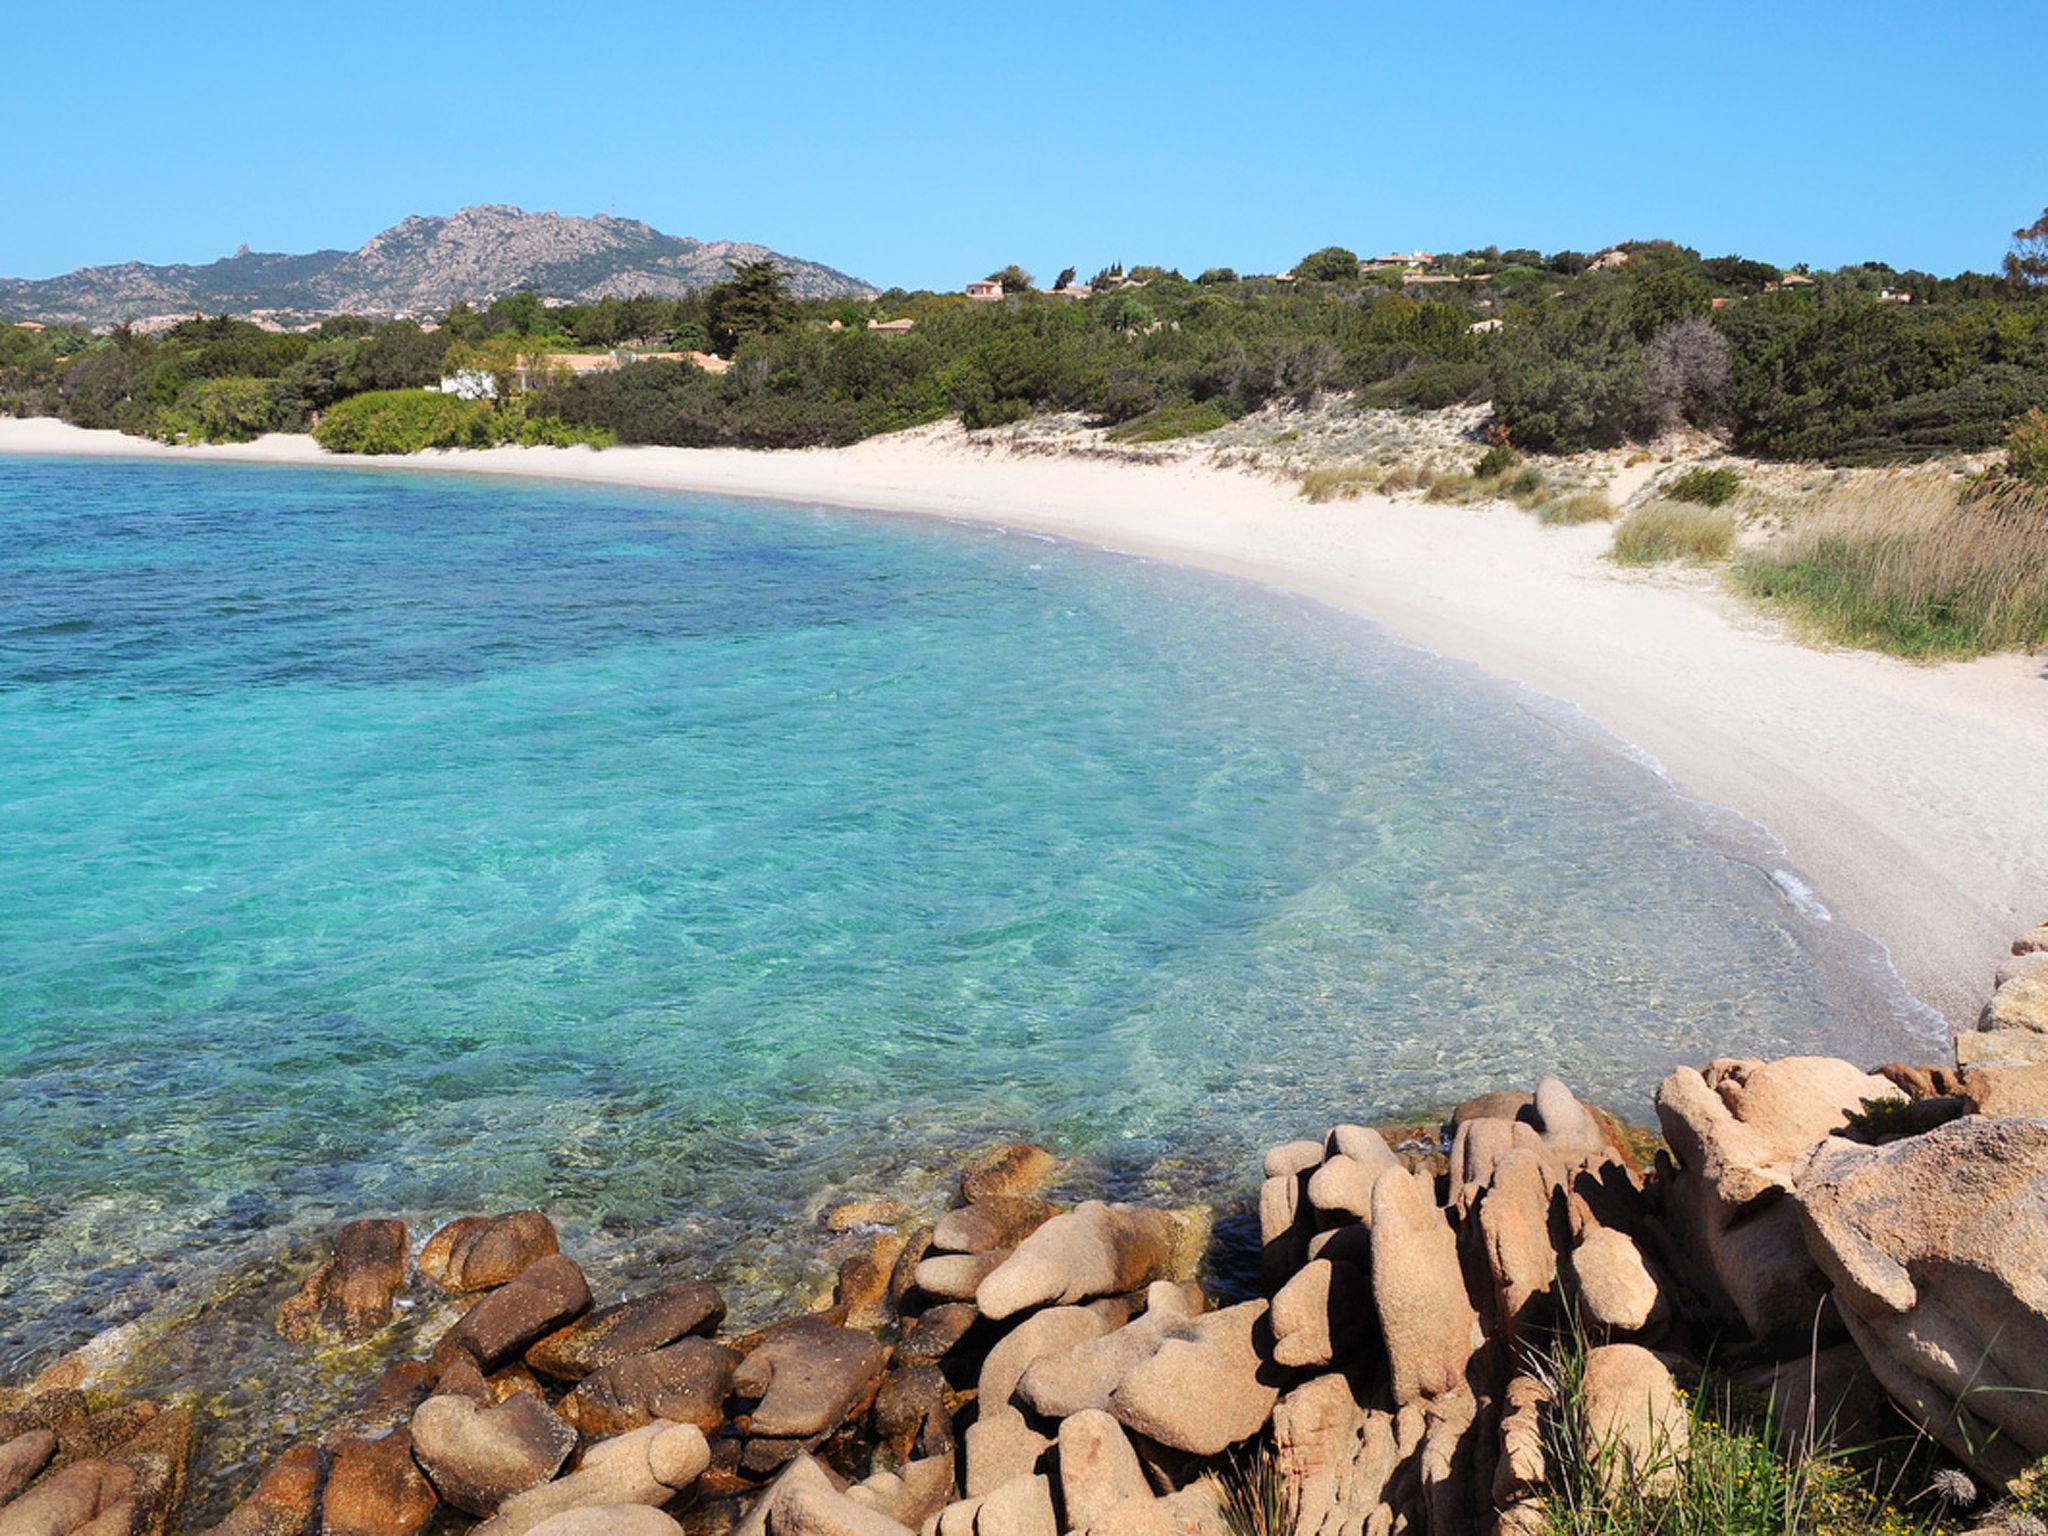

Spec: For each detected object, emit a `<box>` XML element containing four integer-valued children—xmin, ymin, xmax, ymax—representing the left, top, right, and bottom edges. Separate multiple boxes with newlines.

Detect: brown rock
<box><xmin>1654</xmin><ymin>1056</ymin><xmax>1901</xmax><ymax>1338</ymax></box>
<box><xmin>1270</xmin><ymin>1373</ymin><xmax>1405</xmax><ymax>1536</ymax></box>
<box><xmin>1794</xmin><ymin>1116</ymin><xmax>2048</xmax><ymax>1485</ymax></box>
<box><xmin>825</xmin><ymin>1200</ymin><xmax>909</xmax><ymax>1233</ymax></box>
<box><xmin>420</xmin><ymin>1212</ymin><xmax>560</xmax><ymax>1294</ymax></box>
<box><xmin>1492</xmin><ymin>1374</ymin><xmax>1547</xmax><ymax>1506</ymax></box>
<box><xmin>1982</xmin><ymin>972</ymin><xmax>2048</xmax><ymax>1034</ymax></box>
<box><xmin>1056</xmin><ymin>1410</ymin><xmax>1150</xmax><ymax>1532</ymax></box>
<box><xmin>1447</xmin><ymin>1090</ymin><xmax>1535</xmax><ymax>1128</ymax></box>
<box><xmin>349</xmin><ymin>1362</ymin><xmax>438</xmax><ymax>1433</ymax></box>
<box><xmin>762</xmin><ymin>1459</ymin><xmax>919</xmax><ymax>1536</ymax></box>
<box><xmin>960</xmin><ymin>1144</ymin><xmax>1058</xmax><ymax>1204</ymax></box>
<box><xmin>1258</xmin><ymin>1173</ymin><xmax>1309</xmax><ymax>1289</ymax></box>
<box><xmin>1954</xmin><ymin>1027</ymin><xmax>2048</xmax><ymax>1068</ymax></box>
<box><xmin>410</xmin><ymin>1392</ymin><xmax>575</xmax><ymax>1516</ymax></box>
<box><xmin>1108</xmin><ymin>1301</ymin><xmax>1280</xmax><ymax>1456</ymax></box>
<box><xmin>846</xmin><ymin>1456</ymin><xmax>956</xmax><ymax>1531</ymax></box>
<box><xmin>320</xmin><ymin>1430</ymin><xmax>437</xmax><ymax>1536</ymax></box>
<box><xmin>1475</xmin><ymin>1149</ymin><xmax>1557</xmax><ymax>1342</ymax></box>
<box><xmin>2010</xmin><ymin>923</ymin><xmax>2048</xmax><ymax>957</ymax></box>
<box><xmin>1303</xmin><ymin>1157</ymin><xmax>1377</xmax><ymax>1225</ymax></box>
<box><xmin>731</xmin><ymin>1317</ymin><xmax>887</xmax><ymax>1441</ymax></box>
<box><xmin>914</xmin><ymin>1251</ymin><xmax>1009</xmax><ymax>1303</ymax></box>
<box><xmin>472</xmin><ymin>1424</ymin><xmax>709</xmax><ymax>1536</ymax></box>
<box><xmin>1369</xmin><ymin>1167</ymin><xmax>1476</xmax><ymax>1405</ymax></box>
<box><xmin>0</xmin><ymin>1459</ymin><xmax>133</xmax><ymax>1536</ymax></box>
<box><xmin>1581</xmin><ymin>1345</ymin><xmax>1686</xmax><ymax>1495</ymax></box>
<box><xmin>0</xmin><ymin>1428</ymin><xmax>57</xmax><ymax>1507</ymax></box>
<box><xmin>962</xmin><ymin>1408</ymin><xmax>1047</xmax><ymax>1499</ymax></box>
<box><xmin>836</xmin><ymin>1232</ymin><xmax>909</xmax><ymax>1329</ymax></box>
<box><xmin>440</xmin><ymin>1254</ymin><xmax>592</xmax><ymax>1370</ymax></box>
<box><xmin>932</xmin><ymin>1199</ymin><xmax>1056</xmax><ymax>1257</ymax></box>
<box><xmin>978</xmin><ymin>1307</ymin><xmax>1108</xmax><ymax>1409</ymax></box>
<box><xmin>1268</xmin><ymin>1259</ymin><xmax>1370</xmax><ymax>1370</ymax></box>
<box><xmin>110</xmin><ymin>1409</ymin><xmax>193</xmax><ymax>1536</ymax></box>
<box><xmin>1262</xmin><ymin>1140</ymin><xmax>1324</xmax><ymax>1179</ymax></box>
<box><xmin>973</xmin><ymin>1473</ymin><xmax>1055</xmax><ymax>1536</ymax></box>
<box><xmin>975</xmin><ymin>1204</ymin><xmax>1182</xmax><ymax>1321</ymax></box>
<box><xmin>194</xmin><ymin>1444</ymin><xmax>324</xmax><ymax>1536</ymax></box>
<box><xmin>557</xmin><ymin>1337</ymin><xmax>738</xmax><ymax>1437</ymax></box>
<box><xmin>1565</xmin><ymin>1227</ymin><xmax>1666</xmax><ymax>1338</ymax></box>
<box><xmin>1012</xmin><ymin>1308</ymin><xmax>1190</xmax><ymax>1422</ymax></box>
<box><xmin>525</xmin><ymin>1283</ymin><xmax>725</xmax><ymax>1381</ymax></box>
<box><xmin>873</xmin><ymin>1366</ymin><xmax>951</xmax><ymax>1462</ymax></box>
<box><xmin>525</xmin><ymin>1510</ymin><xmax>686</xmax><ymax>1536</ymax></box>
<box><xmin>278</xmin><ymin>1220</ymin><xmax>410</xmax><ymax>1342</ymax></box>
<box><xmin>898</xmin><ymin>1303</ymin><xmax>981</xmax><ymax>1367</ymax></box>
<box><xmin>1959</xmin><ymin>1064</ymin><xmax>2048</xmax><ymax>1118</ymax></box>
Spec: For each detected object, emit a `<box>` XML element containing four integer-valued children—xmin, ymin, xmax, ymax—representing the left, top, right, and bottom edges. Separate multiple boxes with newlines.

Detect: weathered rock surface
<box><xmin>0</xmin><ymin>1428</ymin><xmax>57</xmax><ymax>1508</ymax></box>
<box><xmin>525</xmin><ymin>1509</ymin><xmax>686</xmax><ymax>1536</ymax></box>
<box><xmin>872</xmin><ymin>1366</ymin><xmax>951</xmax><ymax>1462</ymax></box>
<box><xmin>976</xmin><ymin>1203</ymin><xmax>1183</xmax><ymax>1321</ymax></box>
<box><xmin>978</xmin><ymin>1307</ymin><xmax>1108</xmax><ymax>1410</ymax></box>
<box><xmin>975</xmin><ymin>1472</ymin><xmax>1056</xmax><ymax>1536</ymax></box>
<box><xmin>898</xmin><ymin>1303</ymin><xmax>981</xmax><ymax>1367</ymax></box>
<box><xmin>932</xmin><ymin>1199</ymin><xmax>1057</xmax><ymax>1257</ymax></box>
<box><xmin>1581</xmin><ymin>1345</ymin><xmax>1687</xmax><ymax>1494</ymax></box>
<box><xmin>473</xmin><ymin>1423</ymin><xmax>708</xmax><ymax>1536</ymax></box>
<box><xmin>525</xmin><ymin>1283</ymin><xmax>725</xmax><ymax>1380</ymax></box>
<box><xmin>1108</xmin><ymin>1301</ymin><xmax>1280</xmax><ymax>1456</ymax></box>
<box><xmin>961</xmin><ymin>1144</ymin><xmax>1058</xmax><ymax>1204</ymax></box>
<box><xmin>731</xmin><ymin>1318</ymin><xmax>888</xmax><ymax>1441</ymax></box>
<box><xmin>846</xmin><ymin>1456</ymin><xmax>955</xmax><ymax>1531</ymax></box>
<box><xmin>440</xmin><ymin>1255</ymin><xmax>592</xmax><ymax>1369</ymax></box>
<box><xmin>1369</xmin><ymin>1167</ymin><xmax>1476</xmax><ymax>1404</ymax></box>
<box><xmin>914</xmin><ymin>1252</ymin><xmax>1010</xmax><ymax>1303</ymax></box>
<box><xmin>1268</xmin><ymin>1259</ymin><xmax>1370</xmax><ymax>1369</ymax></box>
<box><xmin>1795</xmin><ymin>1116</ymin><xmax>2048</xmax><ymax>1485</ymax></box>
<box><xmin>410</xmin><ymin>1392</ymin><xmax>575</xmax><ymax>1516</ymax></box>
<box><xmin>963</xmin><ymin>1408</ymin><xmax>1048</xmax><ymax>1498</ymax></box>
<box><xmin>193</xmin><ymin>1444</ymin><xmax>322</xmax><ymax>1536</ymax></box>
<box><xmin>1982</xmin><ymin>972</ymin><xmax>2048</xmax><ymax>1034</ymax></box>
<box><xmin>1564</xmin><ymin>1226</ymin><xmax>1666</xmax><ymax>1338</ymax></box>
<box><xmin>321</xmin><ymin>1428</ymin><xmax>438</xmax><ymax>1536</ymax></box>
<box><xmin>0</xmin><ymin>1459</ymin><xmax>136</xmax><ymax>1536</ymax></box>
<box><xmin>1013</xmin><ymin>1308</ymin><xmax>1190</xmax><ymax>1421</ymax></box>
<box><xmin>277</xmin><ymin>1220</ymin><xmax>409</xmax><ymax>1342</ymax></box>
<box><xmin>1655</xmin><ymin>1056</ymin><xmax>1900</xmax><ymax>1337</ymax></box>
<box><xmin>1056</xmin><ymin>1410</ymin><xmax>1151</xmax><ymax>1532</ymax></box>
<box><xmin>1960</xmin><ymin>1064</ymin><xmax>2048</xmax><ymax>1118</ymax></box>
<box><xmin>421</xmin><ymin>1212</ymin><xmax>561</xmax><ymax>1294</ymax></box>
<box><xmin>557</xmin><ymin>1337</ymin><xmax>738</xmax><ymax>1436</ymax></box>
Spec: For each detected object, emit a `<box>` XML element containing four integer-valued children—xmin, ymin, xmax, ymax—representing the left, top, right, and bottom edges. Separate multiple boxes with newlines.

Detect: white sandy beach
<box><xmin>3</xmin><ymin>414</ymin><xmax>2041</xmax><ymax>1027</ymax></box>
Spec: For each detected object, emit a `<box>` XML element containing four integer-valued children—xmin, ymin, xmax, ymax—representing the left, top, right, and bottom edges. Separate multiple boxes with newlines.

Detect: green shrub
<box><xmin>148</xmin><ymin>375</ymin><xmax>289</xmax><ymax>444</ymax></box>
<box><xmin>1541</xmin><ymin>491</ymin><xmax>1619</xmax><ymax>525</ymax></box>
<box><xmin>1613</xmin><ymin>501</ymin><xmax>1738</xmax><ymax>564</ymax></box>
<box><xmin>1106</xmin><ymin>399</ymin><xmax>1228</xmax><ymax>442</ymax></box>
<box><xmin>1666</xmin><ymin>466</ymin><xmax>1742</xmax><ymax>506</ymax></box>
<box><xmin>1475</xmin><ymin>444</ymin><xmax>1519</xmax><ymax>479</ymax></box>
<box><xmin>313</xmin><ymin>389</ymin><xmax>611</xmax><ymax>454</ymax></box>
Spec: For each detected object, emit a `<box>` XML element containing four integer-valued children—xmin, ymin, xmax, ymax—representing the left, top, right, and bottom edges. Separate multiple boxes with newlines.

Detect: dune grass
<box><xmin>1300</xmin><ymin>462</ymin><xmax>1383</xmax><ymax>502</ymax></box>
<box><xmin>1107</xmin><ymin>399</ymin><xmax>1229</xmax><ymax>443</ymax></box>
<box><xmin>1734</xmin><ymin>472</ymin><xmax>2048</xmax><ymax>658</ymax></box>
<box><xmin>1612</xmin><ymin>500</ymin><xmax>1739</xmax><ymax>565</ymax></box>
<box><xmin>1541</xmin><ymin>491</ymin><xmax>1620</xmax><ymax>526</ymax></box>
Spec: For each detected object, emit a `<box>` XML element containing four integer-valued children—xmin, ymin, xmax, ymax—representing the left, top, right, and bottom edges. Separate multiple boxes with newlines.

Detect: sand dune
<box><xmin>3</xmin><ymin>414</ymin><xmax>2040</xmax><ymax>1026</ymax></box>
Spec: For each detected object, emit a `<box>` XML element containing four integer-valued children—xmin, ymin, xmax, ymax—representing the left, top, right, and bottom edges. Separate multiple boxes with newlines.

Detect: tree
<box><xmin>1641</xmin><ymin>317</ymin><xmax>1732</xmax><ymax>434</ymax></box>
<box><xmin>1196</xmin><ymin>267</ymin><xmax>1238</xmax><ymax>285</ymax></box>
<box><xmin>986</xmin><ymin>265</ymin><xmax>1035</xmax><ymax>294</ymax></box>
<box><xmin>2007</xmin><ymin>208</ymin><xmax>2048</xmax><ymax>287</ymax></box>
<box><xmin>1295</xmin><ymin>246</ymin><xmax>1361</xmax><ymax>282</ymax></box>
<box><xmin>705</xmin><ymin>261</ymin><xmax>796</xmax><ymax>356</ymax></box>
<box><xmin>1053</xmin><ymin>266</ymin><xmax>1076</xmax><ymax>292</ymax></box>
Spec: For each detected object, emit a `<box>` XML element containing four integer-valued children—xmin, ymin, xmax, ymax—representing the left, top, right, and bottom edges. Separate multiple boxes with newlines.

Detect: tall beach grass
<box><xmin>1735</xmin><ymin>472</ymin><xmax>2048</xmax><ymax>658</ymax></box>
<box><xmin>1612</xmin><ymin>501</ymin><xmax>1739</xmax><ymax>565</ymax></box>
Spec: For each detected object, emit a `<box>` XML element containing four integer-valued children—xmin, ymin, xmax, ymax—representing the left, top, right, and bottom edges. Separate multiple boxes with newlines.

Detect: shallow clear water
<box><xmin>1</xmin><ymin>456</ymin><xmax>1931</xmax><ymax>1378</ymax></box>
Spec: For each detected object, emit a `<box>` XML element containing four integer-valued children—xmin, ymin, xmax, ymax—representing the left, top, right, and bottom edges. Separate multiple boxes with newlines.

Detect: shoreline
<box><xmin>4</xmin><ymin>416</ymin><xmax>2042</xmax><ymax>1025</ymax></box>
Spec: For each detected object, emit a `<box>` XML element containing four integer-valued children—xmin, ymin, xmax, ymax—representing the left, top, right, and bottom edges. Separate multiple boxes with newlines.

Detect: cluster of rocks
<box><xmin>1954</xmin><ymin>922</ymin><xmax>2048</xmax><ymax>1068</ymax></box>
<box><xmin>4</xmin><ymin>924</ymin><xmax>2045</xmax><ymax>1536</ymax></box>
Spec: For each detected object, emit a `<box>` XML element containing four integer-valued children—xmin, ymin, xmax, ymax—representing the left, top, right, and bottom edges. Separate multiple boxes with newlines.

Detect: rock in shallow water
<box><xmin>276</xmin><ymin>1219</ymin><xmax>409</xmax><ymax>1343</ymax></box>
<box><xmin>556</xmin><ymin>1337</ymin><xmax>738</xmax><ymax>1436</ymax></box>
<box><xmin>731</xmin><ymin>1317</ymin><xmax>888</xmax><ymax>1442</ymax></box>
<box><xmin>440</xmin><ymin>1255</ymin><xmax>593</xmax><ymax>1370</ymax></box>
<box><xmin>421</xmin><ymin>1212</ymin><xmax>561</xmax><ymax>1294</ymax></box>
<box><xmin>524</xmin><ymin>1283</ymin><xmax>726</xmax><ymax>1381</ymax></box>
<box><xmin>409</xmin><ymin>1391</ymin><xmax>576</xmax><ymax>1516</ymax></box>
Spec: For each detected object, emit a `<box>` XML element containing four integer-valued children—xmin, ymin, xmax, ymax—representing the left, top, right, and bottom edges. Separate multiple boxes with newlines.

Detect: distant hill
<box><xmin>0</xmin><ymin>204</ymin><xmax>876</xmax><ymax>324</ymax></box>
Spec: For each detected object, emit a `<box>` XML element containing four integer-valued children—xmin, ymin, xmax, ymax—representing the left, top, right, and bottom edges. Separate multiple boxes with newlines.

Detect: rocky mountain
<box><xmin>0</xmin><ymin>204</ymin><xmax>875</xmax><ymax>324</ymax></box>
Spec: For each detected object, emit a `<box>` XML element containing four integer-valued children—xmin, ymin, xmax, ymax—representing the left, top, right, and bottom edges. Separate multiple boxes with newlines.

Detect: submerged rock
<box><xmin>321</xmin><ymin>1428</ymin><xmax>438</xmax><ymax>1536</ymax></box>
<box><xmin>276</xmin><ymin>1219</ymin><xmax>409</xmax><ymax>1342</ymax></box>
<box><xmin>193</xmin><ymin>1443</ymin><xmax>323</xmax><ymax>1536</ymax></box>
<box><xmin>960</xmin><ymin>1144</ymin><xmax>1058</xmax><ymax>1204</ymax></box>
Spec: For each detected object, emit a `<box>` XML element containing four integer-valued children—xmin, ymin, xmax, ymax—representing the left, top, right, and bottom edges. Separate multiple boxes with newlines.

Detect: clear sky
<box><xmin>4</xmin><ymin>0</ymin><xmax>2042</xmax><ymax>290</ymax></box>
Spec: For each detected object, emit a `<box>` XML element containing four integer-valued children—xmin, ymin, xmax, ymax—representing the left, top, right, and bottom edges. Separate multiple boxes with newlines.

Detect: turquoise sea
<box><xmin>1</xmin><ymin>456</ymin><xmax>1931</xmax><ymax>1383</ymax></box>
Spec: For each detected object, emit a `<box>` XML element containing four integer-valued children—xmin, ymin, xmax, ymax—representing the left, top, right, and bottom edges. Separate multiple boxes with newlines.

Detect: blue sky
<box><xmin>3</xmin><ymin>0</ymin><xmax>2042</xmax><ymax>289</ymax></box>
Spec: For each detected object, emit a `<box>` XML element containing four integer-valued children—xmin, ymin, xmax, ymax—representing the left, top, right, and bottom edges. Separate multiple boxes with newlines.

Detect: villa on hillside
<box><xmin>867</xmin><ymin>317</ymin><xmax>916</xmax><ymax>333</ymax></box>
<box><xmin>964</xmin><ymin>280</ymin><xmax>1004</xmax><ymax>301</ymax></box>
<box><xmin>1361</xmin><ymin>251</ymin><xmax>1434</xmax><ymax>272</ymax></box>
<box><xmin>509</xmin><ymin>348</ymin><xmax>730</xmax><ymax>390</ymax></box>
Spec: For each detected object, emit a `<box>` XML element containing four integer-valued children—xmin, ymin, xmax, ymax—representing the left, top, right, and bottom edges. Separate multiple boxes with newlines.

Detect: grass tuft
<box><xmin>1300</xmin><ymin>462</ymin><xmax>1382</xmax><ymax>502</ymax></box>
<box><xmin>1106</xmin><ymin>399</ymin><xmax>1230</xmax><ymax>443</ymax></box>
<box><xmin>1734</xmin><ymin>472</ymin><xmax>2048</xmax><ymax>658</ymax></box>
<box><xmin>1666</xmin><ymin>466</ymin><xmax>1744</xmax><ymax>507</ymax></box>
<box><xmin>1218</xmin><ymin>1439</ymin><xmax>1297</xmax><ymax>1536</ymax></box>
<box><xmin>1612</xmin><ymin>501</ymin><xmax>1738</xmax><ymax>565</ymax></box>
<box><xmin>1541</xmin><ymin>491</ymin><xmax>1620</xmax><ymax>526</ymax></box>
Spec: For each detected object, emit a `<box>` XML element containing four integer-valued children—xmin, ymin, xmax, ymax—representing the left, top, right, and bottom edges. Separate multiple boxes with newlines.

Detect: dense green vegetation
<box><xmin>311</xmin><ymin>390</ymin><xmax>612</xmax><ymax>454</ymax></box>
<box><xmin>5</xmin><ymin>233</ymin><xmax>2047</xmax><ymax>467</ymax></box>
